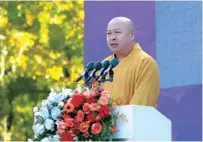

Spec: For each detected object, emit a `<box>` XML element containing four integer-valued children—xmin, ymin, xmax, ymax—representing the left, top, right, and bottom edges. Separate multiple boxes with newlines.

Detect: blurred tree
<box><xmin>0</xmin><ymin>1</ymin><xmax>84</xmax><ymax>140</ymax></box>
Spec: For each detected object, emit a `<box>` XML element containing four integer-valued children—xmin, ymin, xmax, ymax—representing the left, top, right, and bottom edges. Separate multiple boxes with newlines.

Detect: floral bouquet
<box><xmin>31</xmin><ymin>84</ymin><xmax>119</xmax><ymax>141</ymax></box>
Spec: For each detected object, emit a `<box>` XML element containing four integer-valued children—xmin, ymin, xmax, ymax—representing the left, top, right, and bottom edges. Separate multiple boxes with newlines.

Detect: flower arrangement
<box><xmin>32</xmin><ymin>84</ymin><xmax>119</xmax><ymax>141</ymax></box>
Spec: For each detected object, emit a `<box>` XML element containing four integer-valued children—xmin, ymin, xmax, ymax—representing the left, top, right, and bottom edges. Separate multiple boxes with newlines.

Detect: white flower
<box><xmin>44</xmin><ymin>119</ymin><xmax>54</xmax><ymax>130</ymax></box>
<box><xmin>32</xmin><ymin>123</ymin><xmax>45</xmax><ymax>136</ymax></box>
<box><xmin>53</xmin><ymin>93</ymin><xmax>65</xmax><ymax>103</ymax></box>
<box><xmin>41</xmin><ymin>100</ymin><xmax>48</xmax><ymax>107</ymax></box>
<box><xmin>49</xmin><ymin>134</ymin><xmax>60</xmax><ymax>141</ymax></box>
<box><xmin>27</xmin><ymin>138</ymin><xmax>33</xmax><ymax>142</ymax></box>
<box><xmin>73</xmin><ymin>136</ymin><xmax>79</xmax><ymax>141</ymax></box>
<box><xmin>41</xmin><ymin>137</ymin><xmax>49</xmax><ymax>142</ymax></box>
<box><xmin>51</xmin><ymin>107</ymin><xmax>61</xmax><ymax>120</ymax></box>
<box><xmin>47</xmin><ymin>91</ymin><xmax>57</xmax><ymax>102</ymax></box>
<box><xmin>62</xmin><ymin>88</ymin><xmax>73</xmax><ymax>97</ymax></box>
<box><xmin>39</xmin><ymin>107</ymin><xmax>49</xmax><ymax>120</ymax></box>
<box><xmin>58</xmin><ymin>101</ymin><xmax>64</xmax><ymax>108</ymax></box>
<box><xmin>76</xmin><ymin>84</ymin><xmax>83</xmax><ymax>94</ymax></box>
<box><xmin>33</xmin><ymin>106</ymin><xmax>38</xmax><ymax>113</ymax></box>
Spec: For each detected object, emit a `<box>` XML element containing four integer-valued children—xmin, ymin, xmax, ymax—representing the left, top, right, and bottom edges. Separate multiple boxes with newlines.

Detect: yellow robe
<box><xmin>102</xmin><ymin>43</ymin><xmax>160</xmax><ymax>107</ymax></box>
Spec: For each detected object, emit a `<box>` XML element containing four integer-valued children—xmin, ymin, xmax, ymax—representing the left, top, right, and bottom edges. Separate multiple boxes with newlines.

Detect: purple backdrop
<box><xmin>84</xmin><ymin>1</ymin><xmax>156</xmax><ymax>64</ymax></box>
<box><xmin>84</xmin><ymin>1</ymin><xmax>202</xmax><ymax>141</ymax></box>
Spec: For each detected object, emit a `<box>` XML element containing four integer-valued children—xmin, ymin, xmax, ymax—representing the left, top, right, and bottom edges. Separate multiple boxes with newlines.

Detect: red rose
<box><xmin>79</xmin><ymin>121</ymin><xmax>90</xmax><ymax>133</ymax></box>
<box><xmin>83</xmin><ymin>103</ymin><xmax>90</xmax><ymax>114</ymax></box>
<box><xmin>87</xmin><ymin>112</ymin><xmax>97</xmax><ymax>123</ymax></box>
<box><xmin>86</xmin><ymin>97</ymin><xmax>96</xmax><ymax>104</ymax></box>
<box><xmin>76</xmin><ymin>110</ymin><xmax>84</xmax><ymax>122</ymax></box>
<box><xmin>91</xmin><ymin>122</ymin><xmax>102</xmax><ymax>135</ymax></box>
<box><xmin>71</xmin><ymin>95</ymin><xmax>85</xmax><ymax>108</ymax></box>
<box><xmin>72</xmin><ymin>128</ymin><xmax>80</xmax><ymax>135</ymax></box>
<box><xmin>99</xmin><ymin>104</ymin><xmax>110</xmax><ymax>119</ymax></box>
<box><xmin>60</xmin><ymin>131</ymin><xmax>73</xmax><ymax>141</ymax></box>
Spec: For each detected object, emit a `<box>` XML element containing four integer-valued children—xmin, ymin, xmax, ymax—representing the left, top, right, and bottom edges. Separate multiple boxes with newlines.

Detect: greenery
<box><xmin>0</xmin><ymin>1</ymin><xmax>84</xmax><ymax>141</ymax></box>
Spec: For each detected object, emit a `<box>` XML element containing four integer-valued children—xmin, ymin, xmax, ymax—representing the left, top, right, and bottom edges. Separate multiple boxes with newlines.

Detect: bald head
<box><xmin>106</xmin><ymin>17</ymin><xmax>135</xmax><ymax>57</ymax></box>
<box><xmin>108</xmin><ymin>17</ymin><xmax>135</xmax><ymax>33</ymax></box>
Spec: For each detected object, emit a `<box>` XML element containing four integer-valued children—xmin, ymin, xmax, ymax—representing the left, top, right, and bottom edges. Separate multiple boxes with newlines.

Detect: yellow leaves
<box><xmin>17</xmin><ymin>3</ymin><xmax>22</xmax><ymax>10</ymax></box>
<box><xmin>69</xmin><ymin>30</ymin><xmax>75</xmax><ymax>37</ymax></box>
<box><xmin>77</xmin><ymin>0</ymin><xmax>84</xmax><ymax>5</ymax></box>
<box><xmin>16</xmin><ymin>105</ymin><xmax>31</xmax><ymax>113</ymax></box>
<box><xmin>60</xmin><ymin>3</ymin><xmax>73</xmax><ymax>11</ymax></box>
<box><xmin>38</xmin><ymin>11</ymin><xmax>50</xmax><ymax>24</ymax></box>
<box><xmin>36</xmin><ymin>71</ymin><xmax>42</xmax><ymax>76</ymax></box>
<box><xmin>12</xmin><ymin>32</ymin><xmax>36</xmax><ymax>50</ymax></box>
<box><xmin>39</xmin><ymin>24</ymin><xmax>49</xmax><ymax>44</ymax></box>
<box><xmin>0</xmin><ymin>16</ymin><xmax>8</xmax><ymax>29</ymax></box>
<box><xmin>47</xmin><ymin>66</ymin><xmax>63</xmax><ymax>80</ymax></box>
<box><xmin>78</xmin><ymin>34</ymin><xmax>83</xmax><ymax>40</ymax></box>
<box><xmin>79</xmin><ymin>10</ymin><xmax>84</xmax><ymax>20</ymax></box>
<box><xmin>34</xmin><ymin>55</ymin><xmax>42</xmax><ymax>64</ymax></box>
<box><xmin>25</xmin><ymin>10</ymin><xmax>34</xmax><ymax>26</ymax></box>
<box><xmin>50</xmin><ymin>14</ymin><xmax>66</xmax><ymax>25</ymax></box>
<box><xmin>18</xmin><ymin>55</ymin><xmax>27</xmax><ymax>70</ymax></box>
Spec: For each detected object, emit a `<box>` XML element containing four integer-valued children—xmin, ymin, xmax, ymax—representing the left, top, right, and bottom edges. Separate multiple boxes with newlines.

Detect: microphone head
<box><xmin>102</xmin><ymin>60</ymin><xmax>110</xmax><ymax>69</ymax></box>
<box><xmin>86</xmin><ymin>61</ymin><xmax>94</xmax><ymax>70</ymax></box>
<box><xmin>94</xmin><ymin>61</ymin><xmax>103</xmax><ymax>70</ymax></box>
<box><xmin>110</xmin><ymin>58</ymin><xmax>119</xmax><ymax>67</ymax></box>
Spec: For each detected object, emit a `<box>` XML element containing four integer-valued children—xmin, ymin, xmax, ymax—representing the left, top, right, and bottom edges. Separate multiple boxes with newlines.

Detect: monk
<box><xmin>102</xmin><ymin>17</ymin><xmax>160</xmax><ymax>107</ymax></box>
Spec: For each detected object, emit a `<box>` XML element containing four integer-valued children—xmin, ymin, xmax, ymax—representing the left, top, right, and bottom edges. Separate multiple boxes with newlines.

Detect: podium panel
<box><xmin>112</xmin><ymin>105</ymin><xmax>172</xmax><ymax>141</ymax></box>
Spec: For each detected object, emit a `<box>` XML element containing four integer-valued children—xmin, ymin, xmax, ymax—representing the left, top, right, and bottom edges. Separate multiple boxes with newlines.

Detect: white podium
<box><xmin>112</xmin><ymin>105</ymin><xmax>172</xmax><ymax>141</ymax></box>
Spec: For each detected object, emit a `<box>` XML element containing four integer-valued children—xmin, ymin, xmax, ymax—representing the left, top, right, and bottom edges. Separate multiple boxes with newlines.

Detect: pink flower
<box><xmin>65</xmin><ymin>118</ymin><xmax>74</xmax><ymax>128</ymax></box>
<box><xmin>90</xmin><ymin>103</ymin><xmax>100</xmax><ymax>111</ymax></box>
<box><xmin>73</xmin><ymin>89</ymin><xmax>80</xmax><ymax>95</ymax></box>
<box><xmin>98</xmin><ymin>96</ymin><xmax>108</xmax><ymax>105</ymax></box>
<box><xmin>91</xmin><ymin>122</ymin><xmax>102</xmax><ymax>135</ymax></box>
<box><xmin>79</xmin><ymin>121</ymin><xmax>90</xmax><ymax>133</ymax></box>
<box><xmin>83</xmin><ymin>87</ymin><xmax>88</xmax><ymax>92</ymax></box>
<box><xmin>76</xmin><ymin>110</ymin><xmax>84</xmax><ymax>122</ymax></box>
<box><xmin>91</xmin><ymin>91</ymin><xmax>99</xmax><ymax>96</ymax></box>
<box><xmin>96</xmin><ymin>116</ymin><xmax>101</xmax><ymax>121</ymax></box>
<box><xmin>83</xmin><ymin>90</ymin><xmax>92</xmax><ymax>98</ymax></box>
<box><xmin>101</xmin><ymin>90</ymin><xmax>110</xmax><ymax>99</ymax></box>
<box><xmin>83</xmin><ymin>103</ymin><xmax>91</xmax><ymax>114</ymax></box>
<box><xmin>57</xmin><ymin>122</ymin><xmax>66</xmax><ymax>134</ymax></box>
<box><xmin>64</xmin><ymin>102</ymin><xmax>74</xmax><ymax>113</ymax></box>
<box><xmin>84</xmin><ymin>132</ymin><xmax>90</xmax><ymax>138</ymax></box>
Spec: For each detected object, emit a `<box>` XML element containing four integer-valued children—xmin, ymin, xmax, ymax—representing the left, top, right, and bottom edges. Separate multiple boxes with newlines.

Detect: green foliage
<box><xmin>0</xmin><ymin>0</ymin><xmax>84</xmax><ymax>140</ymax></box>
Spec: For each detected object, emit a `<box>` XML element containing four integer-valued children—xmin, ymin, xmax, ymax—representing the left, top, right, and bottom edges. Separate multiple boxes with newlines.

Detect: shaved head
<box><xmin>108</xmin><ymin>17</ymin><xmax>135</xmax><ymax>33</ymax></box>
<box><xmin>106</xmin><ymin>17</ymin><xmax>135</xmax><ymax>58</ymax></box>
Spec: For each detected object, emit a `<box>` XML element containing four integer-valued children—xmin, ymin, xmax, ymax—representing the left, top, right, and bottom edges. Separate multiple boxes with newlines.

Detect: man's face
<box><xmin>107</xmin><ymin>20</ymin><xmax>132</xmax><ymax>54</ymax></box>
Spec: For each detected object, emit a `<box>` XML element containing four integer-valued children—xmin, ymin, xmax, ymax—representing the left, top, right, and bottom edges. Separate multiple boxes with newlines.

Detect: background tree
<box><xmin>0</xmin><ymin>1</ymin><xmax>84</xmax><ymax>140</ymax></box>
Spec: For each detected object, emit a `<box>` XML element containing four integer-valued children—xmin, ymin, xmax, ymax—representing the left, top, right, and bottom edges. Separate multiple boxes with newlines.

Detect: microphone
<box><xmin>100</xmin><ymin>58</ymin><xmax>119</xmax><ymax>81</ymax></box>
<box><xmin>85</xmin><ymin>61</ymin><xmax>102</xmax><ymax>83</ymax></box>
<box><xmin>95</xmin><ymin>60</ymin><xmax>110</xmax><ymax>81</ymax></box>
<box><xmin>75</xmin><ymin>61</ymin><xmax>94</xmax><ymax>82</ymax></box>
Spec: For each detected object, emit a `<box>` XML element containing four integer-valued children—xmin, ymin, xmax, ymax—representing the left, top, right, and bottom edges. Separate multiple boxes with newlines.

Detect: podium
<box><xmin>112</xmin><ymin>105</ymin><xmax>172</xmax><ymax>141</ymax></box>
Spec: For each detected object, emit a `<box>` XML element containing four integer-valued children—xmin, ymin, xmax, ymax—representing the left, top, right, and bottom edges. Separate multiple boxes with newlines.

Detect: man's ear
<box><xmin>130</xmin><ymin>29</ymin><xmax>135</xmax><ymax>40</ymax></box>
